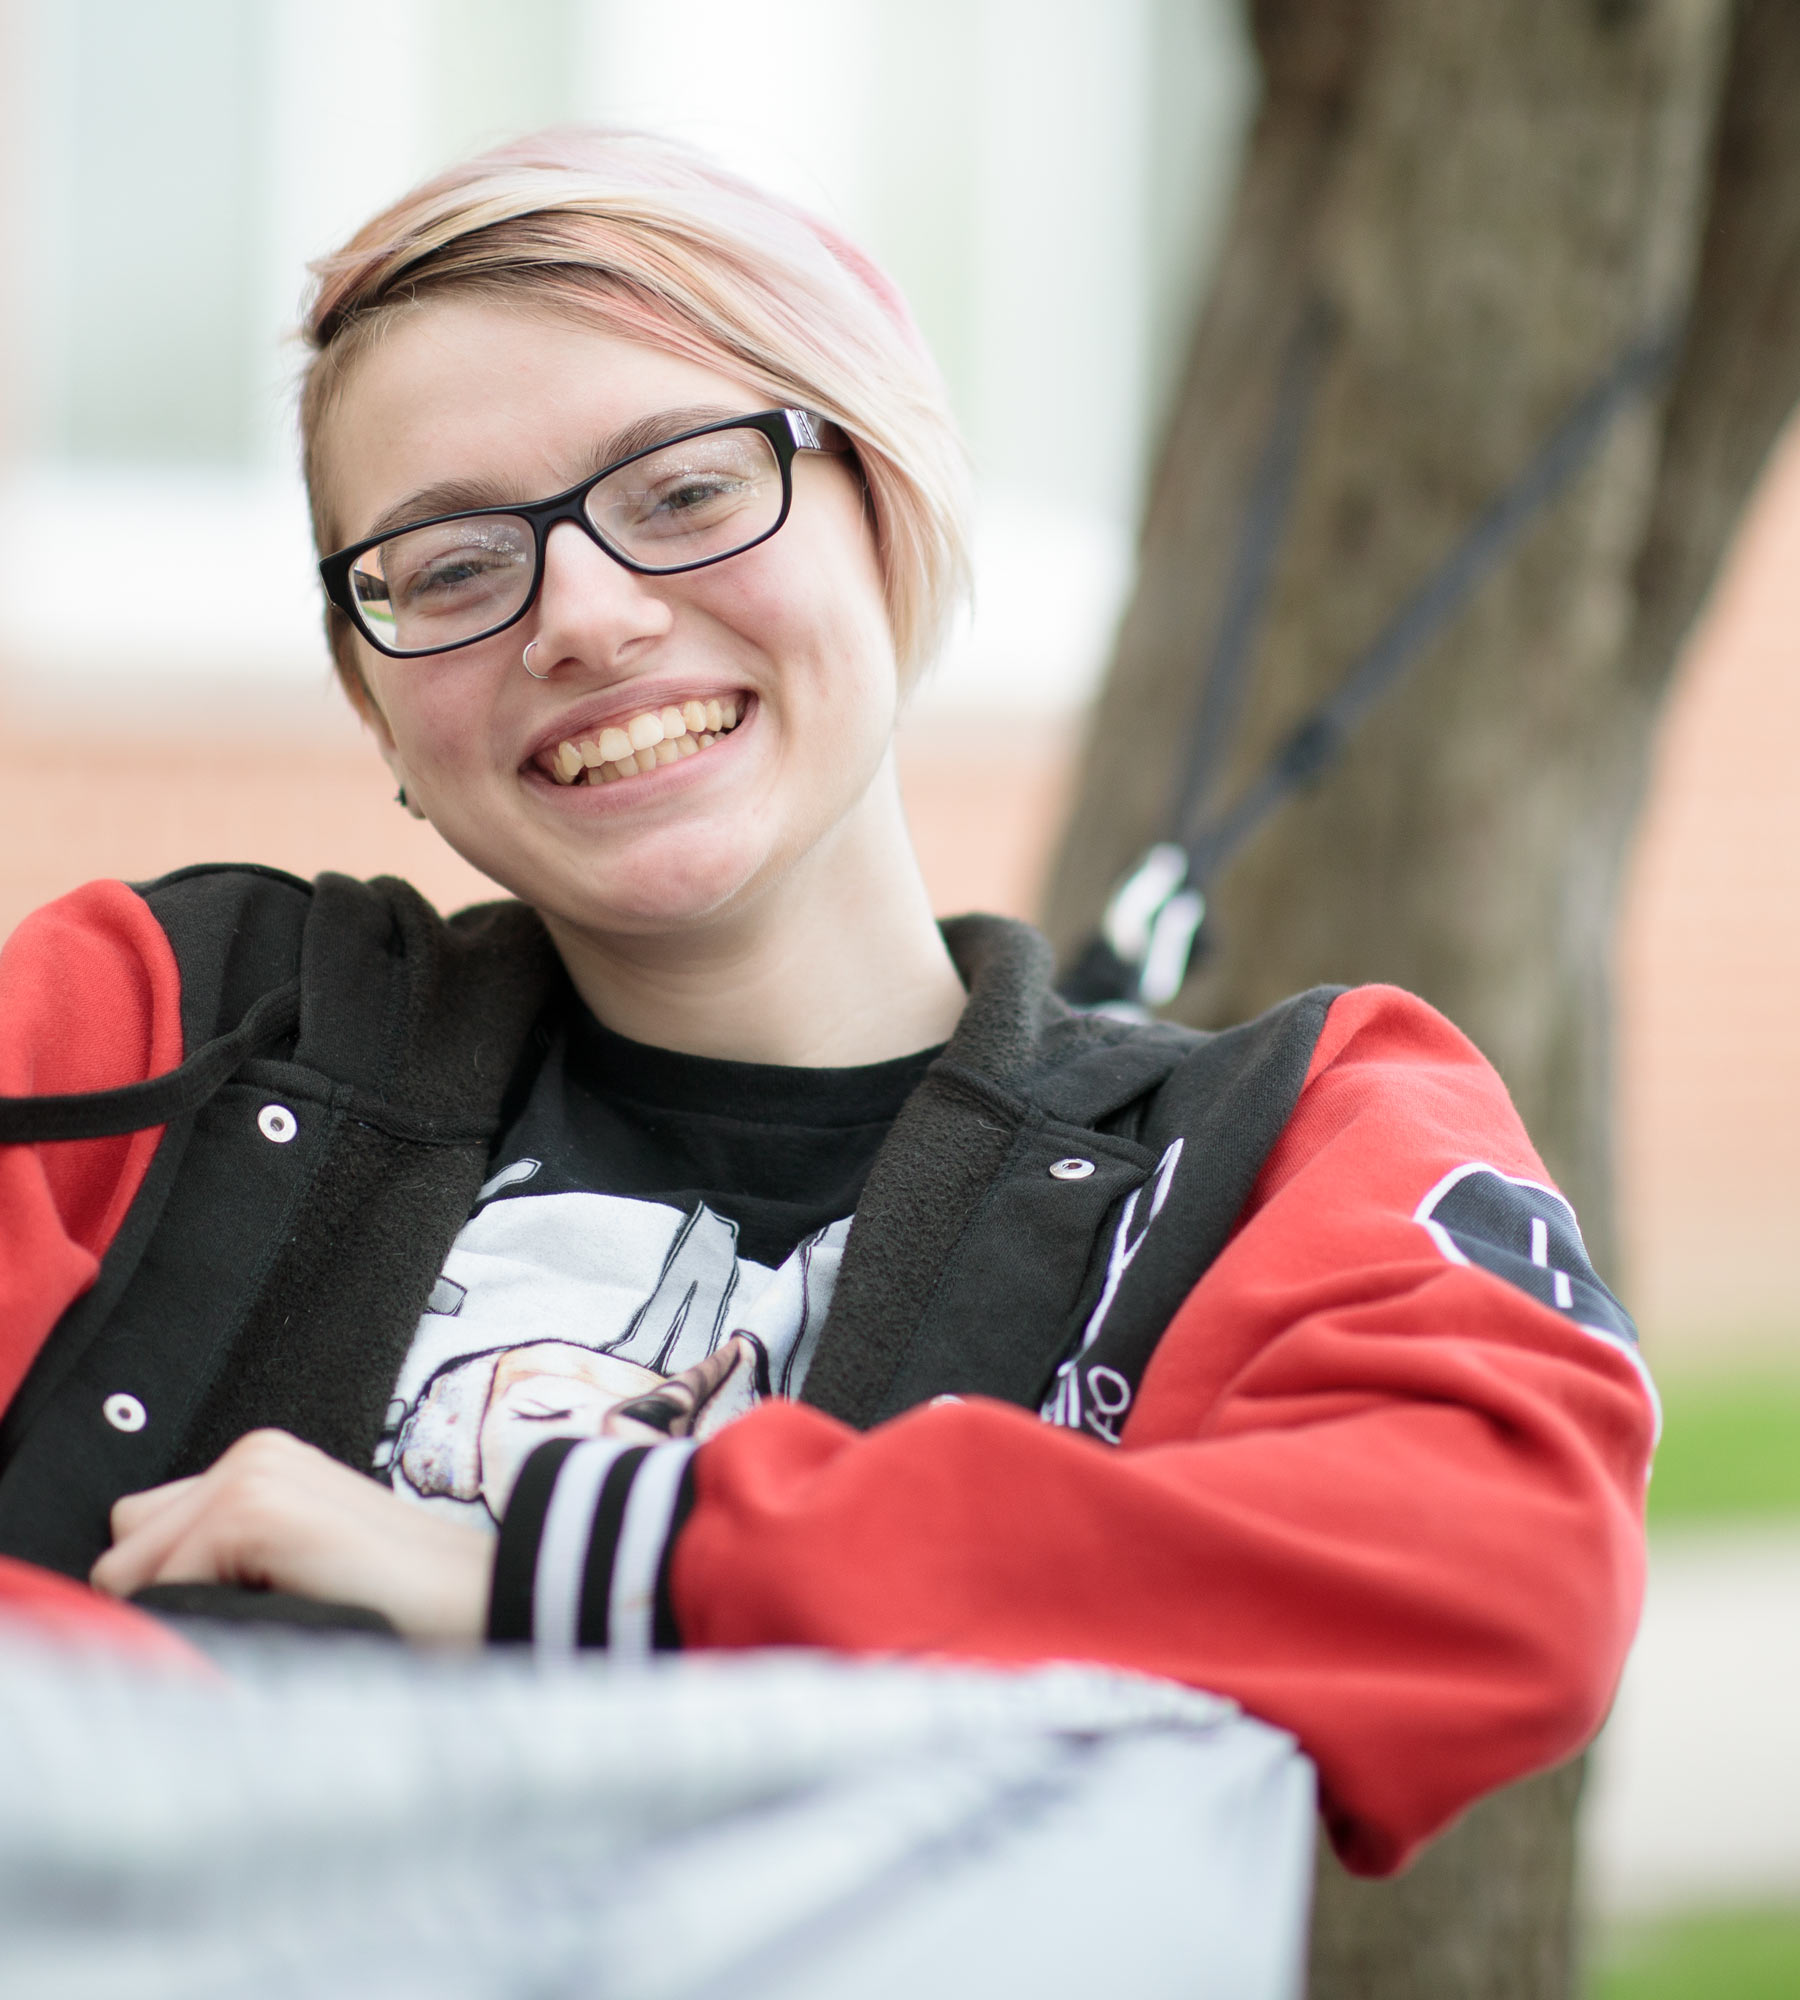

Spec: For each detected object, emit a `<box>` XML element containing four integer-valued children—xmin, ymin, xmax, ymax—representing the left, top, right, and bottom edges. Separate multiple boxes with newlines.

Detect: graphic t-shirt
<box><xmin>375</xmin><ymin>998</ymin><xmax>939</xmax><ymax>1530</ymax></box>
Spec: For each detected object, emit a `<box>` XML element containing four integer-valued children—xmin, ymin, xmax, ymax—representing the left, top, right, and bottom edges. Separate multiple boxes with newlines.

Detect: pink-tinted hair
<box><xmin>300</xmin><ymin>127</ymin><xmax>972</xmax><ymax>695</ymax></box>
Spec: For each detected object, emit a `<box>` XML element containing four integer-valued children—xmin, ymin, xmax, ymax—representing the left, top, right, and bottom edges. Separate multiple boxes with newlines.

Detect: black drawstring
<box><xmin>0</xmin><ymin>980</ymin><xmax>302</xmax><ymax>1145</ymax></box>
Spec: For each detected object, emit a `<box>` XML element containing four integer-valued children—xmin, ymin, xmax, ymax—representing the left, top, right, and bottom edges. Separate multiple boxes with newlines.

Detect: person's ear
<box><xmin>341</xmin><ymin>655</ymin><xmax>427</xmax><ymax>819</ymax></box>
<box><xmin>363</xmin><ymin>700</ymin><xmax>430</xmax><ymax>821</ymax></box>
<box><xmin>381</xmin><ymin>742</ymin><xmax>429</xmax><ymax>820</ymax></box>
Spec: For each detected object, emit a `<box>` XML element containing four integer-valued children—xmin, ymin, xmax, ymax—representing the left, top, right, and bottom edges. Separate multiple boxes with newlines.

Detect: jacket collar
<box><xmin>798</xmin><ymin>915</ymin><xmax>1196</xmax><ymax>1427</ymax></box>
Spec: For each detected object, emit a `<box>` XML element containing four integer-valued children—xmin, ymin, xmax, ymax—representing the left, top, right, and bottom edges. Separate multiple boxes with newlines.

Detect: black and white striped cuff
<box><xmin>487</xmin><ymin>1437</ymin><xmax>699</xmax><ymax>1655</ymax></box>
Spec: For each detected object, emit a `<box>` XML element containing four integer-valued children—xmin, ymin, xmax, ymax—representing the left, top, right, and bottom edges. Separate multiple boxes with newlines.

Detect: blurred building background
<box><xmin>0</xmin><ymin>0</ymin><xmax>1251</xmax><ymax>961</ymax></box>
<box><xmin>0</xmin><ymin>1</ymin><xmax>1796</xmax><ymax>1983</ymax></box>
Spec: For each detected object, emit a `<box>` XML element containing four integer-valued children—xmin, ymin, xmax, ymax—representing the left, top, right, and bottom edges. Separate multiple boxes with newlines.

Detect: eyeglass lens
<box><xmin>347</xmin><ymin>425</ymin><xmax>786</xmax><ymax>655</ymax></box>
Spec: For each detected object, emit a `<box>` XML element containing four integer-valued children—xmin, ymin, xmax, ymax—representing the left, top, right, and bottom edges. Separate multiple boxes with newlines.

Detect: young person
<box><xmin>0</xmin><ymin>128</ymin><xmax>1654</xmax><ymax>1876</ymax></box>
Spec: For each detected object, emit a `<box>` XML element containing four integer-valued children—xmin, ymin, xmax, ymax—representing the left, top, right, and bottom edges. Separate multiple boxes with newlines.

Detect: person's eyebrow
<box><xmin>360</xmin><ymin>405</ymin><xmax>758</xmax><ymax>543</ymax></box>
<box><xmin>363</xmin><ymin>477</ymin><xmax>514</xmax><ymax>542</ymax></box>
<box><xmin>598</xmin><ymin>404</ymin><xmax>750</xmax><ymax>470</ymax></box>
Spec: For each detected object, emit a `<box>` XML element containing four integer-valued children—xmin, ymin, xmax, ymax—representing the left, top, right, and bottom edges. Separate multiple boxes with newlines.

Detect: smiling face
<box><xmin>318</xmin><ymin>298</ymin><xmax>901</xmax><ymax>944</ymax></box>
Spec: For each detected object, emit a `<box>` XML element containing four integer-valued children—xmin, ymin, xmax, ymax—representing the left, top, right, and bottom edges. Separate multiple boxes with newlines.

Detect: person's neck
<box><xmin>542</xmin><ymin>770</ymin><xmax>969</xmax><ymax>1068</ymax></box>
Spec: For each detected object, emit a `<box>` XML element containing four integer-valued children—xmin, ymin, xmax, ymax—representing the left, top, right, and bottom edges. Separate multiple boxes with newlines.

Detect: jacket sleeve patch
<box><xmin>1414</xmin><ymin>1163</ymin><xmax>1638</xmax><ymax>1348</ymax></box>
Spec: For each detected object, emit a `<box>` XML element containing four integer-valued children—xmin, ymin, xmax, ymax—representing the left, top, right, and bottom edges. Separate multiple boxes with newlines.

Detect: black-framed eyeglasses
<box><xmin>318</xmin><ymin>407</ymin><xmax>845</xmax><ymax>660</ymax></box>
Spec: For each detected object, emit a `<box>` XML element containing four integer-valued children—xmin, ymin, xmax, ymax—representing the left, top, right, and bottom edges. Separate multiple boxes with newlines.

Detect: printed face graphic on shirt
<box><xmin>391</xmin><ymin>1337</ymin><xmax>764</xmax><ymax>1517</ymax></box>
<box><xmin>377</xmin><ymin>1170</ymin><xmax>849</xmax><ymax>1526</ymax></box>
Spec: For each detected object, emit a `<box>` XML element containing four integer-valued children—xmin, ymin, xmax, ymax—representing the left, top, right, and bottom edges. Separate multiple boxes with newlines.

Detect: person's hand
<box><xmin>89</xmin><ymin>1430</ymin><xmax>492</xmax><ymax>1643</ymax></box>
<box><xmin>600</xmin><ymin>1337</ymin><xmax>747</xmax><ymax>1445</ymax></box>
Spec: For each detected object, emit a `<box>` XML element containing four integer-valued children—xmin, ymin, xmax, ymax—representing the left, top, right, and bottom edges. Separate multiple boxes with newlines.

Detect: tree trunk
<box><xmin>1041</xmin><ymin>1</ymin><xmax>1800</xmax><ymax>1993</ymax></box>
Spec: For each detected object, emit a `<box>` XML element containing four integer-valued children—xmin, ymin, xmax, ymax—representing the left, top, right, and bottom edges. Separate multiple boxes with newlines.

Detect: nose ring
<box><xmin>523</xmin><ymin>640</ymin><xmax>551</xmax><ymax>679</ymax></box>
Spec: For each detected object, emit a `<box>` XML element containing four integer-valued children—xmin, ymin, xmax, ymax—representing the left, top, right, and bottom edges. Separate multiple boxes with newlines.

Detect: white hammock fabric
<box><xmin>0</xmin><ymin>1631</ymin><xmax>1315</xmax><ymax>1999</ymax></box>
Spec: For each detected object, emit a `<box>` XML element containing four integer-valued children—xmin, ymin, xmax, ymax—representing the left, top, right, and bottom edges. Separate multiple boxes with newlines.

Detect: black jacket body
<box><xmin>0</xmin><ymin>868</ymin><xmax>1331</xmax><ymax>1577</ymax></box>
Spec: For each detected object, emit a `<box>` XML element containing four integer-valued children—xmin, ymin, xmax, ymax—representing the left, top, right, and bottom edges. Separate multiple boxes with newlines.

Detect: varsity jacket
<box><xmin>0</xmin><ymin>866</ymin><xmax>1656</xmax><ymax>1875</ymax></box>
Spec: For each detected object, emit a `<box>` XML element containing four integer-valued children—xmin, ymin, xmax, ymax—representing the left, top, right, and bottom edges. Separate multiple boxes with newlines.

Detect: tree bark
<box><xmin>1042</xmin><ymin>1</ymin><xmax>1800</xmax><ymax>1993</ymax></box>
<box><xmin>1307</xmin><ymin>1760</ymin><xmax>1586</xmax><ymax>2000</ymax></box>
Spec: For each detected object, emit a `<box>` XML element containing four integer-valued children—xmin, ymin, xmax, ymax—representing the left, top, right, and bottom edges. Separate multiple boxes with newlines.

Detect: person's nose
<box><xmin>525</xmin><ymin>518</ymin><xmax>674</xmax><ymax>676</ymax></box>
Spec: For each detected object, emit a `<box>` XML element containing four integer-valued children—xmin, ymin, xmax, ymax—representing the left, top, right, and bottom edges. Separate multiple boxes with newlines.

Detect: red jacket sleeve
<box><xmin>669</xmin><ymin>986</ymin><xmax>1654</xmax><ymax>1875</ymax></box>
<box><xmin>0</xmin><ymin>881</ymin><xmax>184</xmax><ymax>1415</ymax></box>
<box><xmin>0</xmin><ymin>1554</ymin><xmax>210</xmax><ymax>1670</ymax></box>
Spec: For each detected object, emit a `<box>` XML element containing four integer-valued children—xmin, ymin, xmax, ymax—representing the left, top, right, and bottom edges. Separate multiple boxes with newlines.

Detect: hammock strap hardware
<box><xmin>1061</xmin><ymin>312</ymin><xmax>1682</xmax><ymax>1013</ymax></box>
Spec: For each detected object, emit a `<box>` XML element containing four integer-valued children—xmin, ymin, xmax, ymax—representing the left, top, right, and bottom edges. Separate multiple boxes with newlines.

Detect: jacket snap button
<box><xmin>103</xmin><ymin>1392</ymin><xmax>147</xmax><ymax>1433</ymax></box>
<box><xmin>257</xmin><ymin>1104</ymin><xmax>298</xmax><ymax>1144</ymax></box>
<box><xmin>1049</xmin><ymin>1157</ymin><xmax>1096</xmax><ymax>1181</ymax></box>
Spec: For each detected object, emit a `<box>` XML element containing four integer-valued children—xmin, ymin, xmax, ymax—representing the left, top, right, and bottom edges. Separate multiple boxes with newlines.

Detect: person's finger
<box><xmin>109</xmin><ymin>1473</ymin><xmax>203</xmax><ymax>1540</ymax></box>
<box><xmin>90</xmin><ymin>1480</ymin><xmax>221</xmax><ymax>1600</ymax></box>
<box><xmin>194</xmin><ymin>1460</ymin><xmax>490</xmax><ymax>1640</ymax></box>
<box><xmin>100</xmin><ymin>1428</ymin><xmax>491</xmax><ymax>1642</ymax></box>
<box><xmin>92</xmin><ymin>1475</ymin><xmax>222</xmax><ymax>1597</ymax></box>
<box><xmin>93</xmin><ymin>1432</ymin><xmax>333</xmax><ymax>1598</ymax></box>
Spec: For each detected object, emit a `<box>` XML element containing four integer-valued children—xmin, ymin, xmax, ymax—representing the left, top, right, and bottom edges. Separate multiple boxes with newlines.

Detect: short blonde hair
<box><xmin>300</xmin><ymin>127</ymin><xmax>972</xmax><ymax>696</ymax></box>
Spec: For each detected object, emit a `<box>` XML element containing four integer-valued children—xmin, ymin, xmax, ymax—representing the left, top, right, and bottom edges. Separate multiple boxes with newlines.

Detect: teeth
<box><xmin>547</xmin><ymin>698</ymin><xmax>744</xmax><ymax>790</ymax></box>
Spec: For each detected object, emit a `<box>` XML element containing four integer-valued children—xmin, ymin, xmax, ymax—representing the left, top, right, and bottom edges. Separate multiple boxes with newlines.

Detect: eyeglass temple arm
<box><xmin>785</xmin><ymin>409</ymin><xmax>851</xmax><ymax>453</ymax></box>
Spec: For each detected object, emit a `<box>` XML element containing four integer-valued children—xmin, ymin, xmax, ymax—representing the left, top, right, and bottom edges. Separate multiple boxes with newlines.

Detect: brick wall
<box><xmin>1616</xmin><ymin>422</ymin><xmax>1800</xmax><ymax>1365</ymax></box>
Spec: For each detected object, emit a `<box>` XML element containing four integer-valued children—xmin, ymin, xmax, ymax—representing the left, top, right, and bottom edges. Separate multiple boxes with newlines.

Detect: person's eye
<box><xmin>375</xmin><ymin>519</ymin><xmax>531</xmax><ymax>619</ymax></box>
<box><xmin>392</xmin><ymin>544</ymin><xmax>521</xmax><ymax>610</ymax></box>
<box><xmin>596</xmin><ymin>435</ymin><xmax>776</xmax><ymax>546</ymax></box>
<box><xmin>637</xmin><ymin>473</ymin><xmax>750</xmax><ymax>530</ymax></box>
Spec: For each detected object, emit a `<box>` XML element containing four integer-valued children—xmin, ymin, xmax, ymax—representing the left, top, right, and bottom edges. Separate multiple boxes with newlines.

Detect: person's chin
<box><xmin>549</xmin><ymin>842</ymin><xmax>778</xmax><ymax>937</ymax></box>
